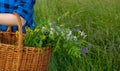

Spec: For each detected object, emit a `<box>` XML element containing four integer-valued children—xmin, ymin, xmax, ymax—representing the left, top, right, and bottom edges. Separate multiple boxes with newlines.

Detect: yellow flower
<box><xmin>15</xmin><ymin>31</ymin><xmax>19</xmax><ymax>37</ymax></box>
<box><xmin>34</xmin><ymin>29</ymin><xmax>39</xmax><ymax>32</ymax></box>
<box><xmin>25</xmin><ymin>27</ymin><xmax>32</xmax><ymax>32</ymax></box>
<box><xmin>40</xmin><ymin>35</ymin><xmax>46</xmax><ymax>40</ymax></box>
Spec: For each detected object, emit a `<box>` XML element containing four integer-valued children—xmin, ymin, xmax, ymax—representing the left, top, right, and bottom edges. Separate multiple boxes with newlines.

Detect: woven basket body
<box><xmin>0</xmin><ymin>13</ymin><xmax>52</xmax><ymax>71</ymax></box>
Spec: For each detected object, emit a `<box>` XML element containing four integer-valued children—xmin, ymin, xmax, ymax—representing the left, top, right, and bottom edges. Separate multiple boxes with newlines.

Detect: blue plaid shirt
<box><xmin>0</xmin><ymin>0</ymin><xmax>36</xmax><ymax>33</ymax></box>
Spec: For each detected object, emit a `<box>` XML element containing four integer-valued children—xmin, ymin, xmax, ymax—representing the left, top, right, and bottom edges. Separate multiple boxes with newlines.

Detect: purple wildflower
<box><xmin>80</xmin><ymin>47</ymin><xmax>89</xmax><ymax>57</ymax></box>
<box><xmin>80</xmin><ymin>45</ymin><xmax>93</xmax><ymax>57</ymax></box>
<box><xmin>51</xmin><ymin>22</ymin><xmax>56</xmax><ymax>26</ymax></box>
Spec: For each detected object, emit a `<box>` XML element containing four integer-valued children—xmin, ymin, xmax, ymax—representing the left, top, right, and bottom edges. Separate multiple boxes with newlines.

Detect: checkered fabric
<box><xmin>0</xmin><ymin>0</ymin><xmax>36</xmax><ymax>33</ymax></box>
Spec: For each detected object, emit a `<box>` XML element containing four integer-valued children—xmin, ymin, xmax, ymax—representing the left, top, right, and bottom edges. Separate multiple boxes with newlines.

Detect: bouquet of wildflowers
<box><xmin>23</xmin><ymin>22</ymin><xmax>87</xmax><ymax>58</ymax></box>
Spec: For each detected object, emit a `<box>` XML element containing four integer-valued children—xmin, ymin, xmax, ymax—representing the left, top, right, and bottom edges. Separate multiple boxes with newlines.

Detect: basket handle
<box><xmin>6</xmin><ymin>26</ymin><xmax>12</xmax><ymax>32</ymax></box>
<box><xmin>13</xmin><ymin>12</ymin><xmax>23</xmax><ymax>70</ymax></box>
<box><xmin>13</xmin><ymin>12</ymin><xmax>23</xmax><ymax>49</ymax></box>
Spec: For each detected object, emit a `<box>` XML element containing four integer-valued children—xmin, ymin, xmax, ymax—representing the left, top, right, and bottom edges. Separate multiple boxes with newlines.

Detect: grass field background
<box><xmin>34</xmin><ymin>0</ymin><xmax>120</xmax><ymax>71</ymax></box>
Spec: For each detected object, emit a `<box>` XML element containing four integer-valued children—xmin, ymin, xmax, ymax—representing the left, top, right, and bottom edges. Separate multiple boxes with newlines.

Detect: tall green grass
<box><xmin>34</xmin><ymin>0</ymin><xmax>120</xmax><ymax>71</ymax></box>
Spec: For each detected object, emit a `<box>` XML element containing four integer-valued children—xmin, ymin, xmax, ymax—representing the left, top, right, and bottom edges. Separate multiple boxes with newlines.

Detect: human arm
<box><xmin>13</xmin><ymin>0</ymin><xmax>36</xmax><ymax>27</ymax></box>
<box><xmin>0</xmin><ymin>0</ymin><xmax>36</xmax><ymax>32</ymax></box>
<box><xmin>0</xmin><ymin>13</ymin><xmax>26</xmax><ymax>26</ymax></box>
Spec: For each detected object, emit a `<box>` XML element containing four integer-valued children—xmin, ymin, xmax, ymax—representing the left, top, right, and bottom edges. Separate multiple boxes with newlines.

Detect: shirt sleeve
<box><xmin>13</xmin><ymin>0</ymin><xmax>36</xmax><ymax>24</ymax></box>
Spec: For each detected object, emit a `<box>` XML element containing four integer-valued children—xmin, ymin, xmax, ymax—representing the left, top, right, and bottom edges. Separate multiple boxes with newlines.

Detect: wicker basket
<box><xmin>0</xmin><ymin>13</ymin><xmax>52</xmax><ymax>71</ymax></box>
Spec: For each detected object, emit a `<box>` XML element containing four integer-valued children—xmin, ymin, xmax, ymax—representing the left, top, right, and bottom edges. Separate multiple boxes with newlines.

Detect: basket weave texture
<box><xmin>0</xmin><ymin>13</ymin><xmax>52</xmax><ymax>71</ymax></box>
